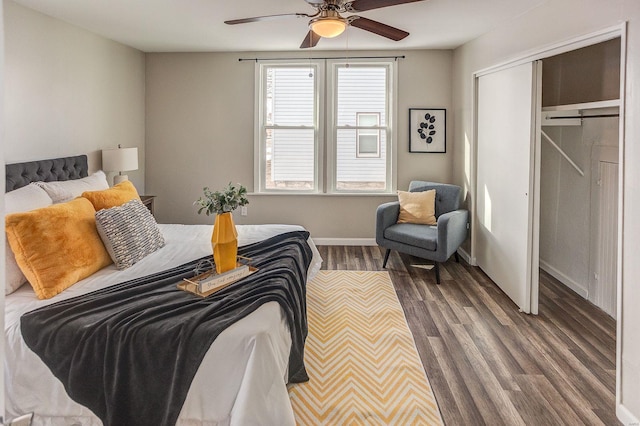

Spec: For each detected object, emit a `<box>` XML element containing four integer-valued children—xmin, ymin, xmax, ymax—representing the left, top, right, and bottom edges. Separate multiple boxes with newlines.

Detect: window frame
<box><xmin>254</xmin><ymin>62</ymin><xmax>324</xmax><ymax>194</ymax></box>
<box><xmin>327</xmin><ymin>59</ymin><xmax>397</xmax><ymax>194</ymax></box>
<box><xmin>254</xmin><ymin>59</ymin><xmax>396</xmax><ymax>195</ymax></box>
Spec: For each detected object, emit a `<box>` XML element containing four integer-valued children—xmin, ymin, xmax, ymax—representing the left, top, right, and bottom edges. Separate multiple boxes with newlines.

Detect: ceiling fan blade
<box><xmin>225</xmin><ymin>13</ymin><xmax>311</xmax><ymax>25</ymax></box>
<box><xmin>345</xmin><ymin>0</ymin><xmax>424</xmax><ymax>12</ymax></box>
<box><xmin>300</xmin><ymin>30</ymin><xmax>321</xmax><ymax>49</ymax></box>
<box><xmin>349</xmin><ymin>16</ymin><xmax>409</xmax><ymax>41</ymax></box>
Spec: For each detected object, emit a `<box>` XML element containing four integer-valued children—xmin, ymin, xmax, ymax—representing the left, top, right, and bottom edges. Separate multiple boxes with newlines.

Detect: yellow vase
<box><xmin>212</xmin><ymin>212</ymin><xmax>238</xmax><ymax>274</ymax></box>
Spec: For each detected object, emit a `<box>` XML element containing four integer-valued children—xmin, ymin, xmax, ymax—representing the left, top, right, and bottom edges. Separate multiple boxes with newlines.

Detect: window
<box><xmin>256</xmin><ymin>64</ymin><xmax>321</xmax><ymax>192</ymax></box>
<box><xmin>255</xmin><ymin>60</ymin><xmax>395</xmax><ymax>194</ymax></box>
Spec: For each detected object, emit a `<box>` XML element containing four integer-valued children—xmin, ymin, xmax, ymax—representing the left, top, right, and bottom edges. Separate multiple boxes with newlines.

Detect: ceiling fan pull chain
<box><xmin>345</xmin><ymin>25</ymin><xmax>350</xmax><ymax>68</ymax></box>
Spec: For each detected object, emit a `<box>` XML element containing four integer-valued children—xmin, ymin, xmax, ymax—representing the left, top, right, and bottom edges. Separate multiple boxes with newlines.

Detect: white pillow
<box><xmin>5</xmin><ymin>183</ymin><xmax>53</xmax><ymax>295</ymax></box>
<box><xmin>34</xmin><ymin>171</ymin><xmax>109</xmax><ymax>203</ymax></box>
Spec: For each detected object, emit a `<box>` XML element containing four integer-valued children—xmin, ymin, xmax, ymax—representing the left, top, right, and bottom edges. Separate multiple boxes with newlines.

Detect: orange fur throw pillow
<box><xmin>5</xmin><ymin>198</ymin><xmax>112</xmax><ymax>299</ymax></box>
<box><xmin>82</xmin><ymin>180</ymin><xmax>140</xmax><ymax>211</ymax></box>
<box><xmin>397</xmin><ymin>189</ymin><xmax>437</xmax><ymax>225</ymax></box>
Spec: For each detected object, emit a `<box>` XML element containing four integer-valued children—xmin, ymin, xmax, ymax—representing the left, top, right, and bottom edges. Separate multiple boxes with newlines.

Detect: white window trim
<box><xmin>254</xmin><ymin>59</ymin><xmax>396</xmax><ymax>195</ymax></box>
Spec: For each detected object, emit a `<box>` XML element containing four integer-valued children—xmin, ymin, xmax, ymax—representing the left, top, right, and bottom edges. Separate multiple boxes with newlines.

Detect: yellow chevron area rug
<box><xmin>289</xmin><ymin>270</ymin><xmax>444</xmax><ymax>425</ymax></box>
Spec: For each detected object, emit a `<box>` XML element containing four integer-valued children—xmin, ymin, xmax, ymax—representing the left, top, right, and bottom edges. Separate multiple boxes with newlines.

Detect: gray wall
<box><xmin>452</xmin><ymin>0</ymin><xmax>640</xmax><ymax>421</ymax></box>
<box><xmin>145</xmin><ymin>50</ymin><xmax>453</xmax><ymax>238</ymax></box>
<box><xmin>3</xmin><ymin>1</ymin><xmax>146</xmax><ymax>191</ymax></box>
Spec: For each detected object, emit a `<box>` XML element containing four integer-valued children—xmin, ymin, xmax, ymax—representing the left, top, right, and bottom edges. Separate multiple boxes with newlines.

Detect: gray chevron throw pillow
<box><xmin>95</xmin><ymin>199</ymin><xmax>165</xmax><ymax>270</ymax></box>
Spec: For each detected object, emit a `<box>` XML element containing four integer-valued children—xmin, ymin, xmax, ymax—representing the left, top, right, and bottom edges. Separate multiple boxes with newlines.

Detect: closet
<box><xmin>474</xmin><ymin>34</ymin><xmax>623</xmax><ymax>317</ymax></box>
<box><xmin>539</xmin><ymin>38</ymin><xmax>620</xmax><ymax>317</ymax></box>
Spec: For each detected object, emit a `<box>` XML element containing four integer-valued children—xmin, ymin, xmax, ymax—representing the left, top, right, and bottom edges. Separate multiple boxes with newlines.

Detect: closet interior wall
<box><xmin>539</xmin><ymin>38</ymin><xmax>621</xmax><ymax>317</ymax></box>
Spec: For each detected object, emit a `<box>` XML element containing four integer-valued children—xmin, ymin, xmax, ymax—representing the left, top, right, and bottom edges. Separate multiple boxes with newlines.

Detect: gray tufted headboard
<box><xmin>5</xmin><ymin>155</ymin><xmax>89</xmax><ymax>192</ymax></box>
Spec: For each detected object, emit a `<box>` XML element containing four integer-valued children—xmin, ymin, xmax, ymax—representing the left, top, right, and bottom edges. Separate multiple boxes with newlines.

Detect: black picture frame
<box><xmin>409</xmin><ymin>108</ymin><xmax>446</xmax><ymax>153</ymax></box>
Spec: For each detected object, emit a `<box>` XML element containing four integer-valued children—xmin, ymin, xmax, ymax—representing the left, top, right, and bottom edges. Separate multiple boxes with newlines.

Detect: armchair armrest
<box><xmin>437</xmin><ymin>209</ymin><xmax>469</xmax><ymax>260</ymax></box>
<box><xmin>376</xmin><ymin>202</ymin><xmax>400</xmax><ymax>244</ymax></box>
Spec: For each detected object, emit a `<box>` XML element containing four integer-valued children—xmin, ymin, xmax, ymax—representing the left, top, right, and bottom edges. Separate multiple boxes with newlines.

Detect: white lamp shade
<box><xmin>310</xmin><ymin>18</ymin><xmax>346</xmax><ymax>38</ymax></box>
<box><xmin>102</xmin><ymin>147</ymin><xmax>139</xmax><ymax>173</ymax></box>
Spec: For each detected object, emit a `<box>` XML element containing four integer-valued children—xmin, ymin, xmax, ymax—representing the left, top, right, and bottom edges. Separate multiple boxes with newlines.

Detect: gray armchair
<box><xmin>376</xmin><ymin>181</ymin><xmax>469</xmax><ymax>284</ymax></box>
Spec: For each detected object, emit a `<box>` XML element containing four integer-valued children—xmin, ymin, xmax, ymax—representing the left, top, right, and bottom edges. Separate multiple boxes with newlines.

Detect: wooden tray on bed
<box><xmin>178</xmin><ymin>264</ymin><xmax>258</xmax><ymax>297</ymax></box>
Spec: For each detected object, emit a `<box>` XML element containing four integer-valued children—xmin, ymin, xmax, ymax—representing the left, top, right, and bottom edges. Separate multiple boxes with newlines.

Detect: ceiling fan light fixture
<box><xmin>310</xmin><ymin>17</ymin><xmax>347</xmax><ymax>38</ymax></box>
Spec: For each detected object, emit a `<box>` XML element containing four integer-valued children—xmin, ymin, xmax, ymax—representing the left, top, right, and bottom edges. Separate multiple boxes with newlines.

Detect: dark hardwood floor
<box><xmin>317</xmin><ymin>245</ymin><xmax>619</xmax><ymax>426</ymax></box>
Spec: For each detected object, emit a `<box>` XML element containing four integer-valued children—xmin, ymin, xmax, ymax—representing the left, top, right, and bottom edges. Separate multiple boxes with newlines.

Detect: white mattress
<box><xmin>5</xmin><ymin>224</ymin><xmax>322</xmax><ymax>426</ymax></box>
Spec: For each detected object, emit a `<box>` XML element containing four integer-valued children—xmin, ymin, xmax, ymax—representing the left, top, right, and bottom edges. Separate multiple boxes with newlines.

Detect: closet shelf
<box><xmin>542</xmin><ymin>99</ymin><xmax>620</xmax><ymax>112</ymax></box>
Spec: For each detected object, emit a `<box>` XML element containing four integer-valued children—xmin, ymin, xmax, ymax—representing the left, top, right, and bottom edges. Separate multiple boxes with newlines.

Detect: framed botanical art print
<box><xmin>409</xmin><ymin>108</ymin><xmax>446</xmax><ymax>153</ymax></box>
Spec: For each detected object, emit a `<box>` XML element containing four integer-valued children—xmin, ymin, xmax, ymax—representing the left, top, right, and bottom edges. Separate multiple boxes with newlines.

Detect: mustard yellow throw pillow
<box><xmin>82</xmin><ymin>180</ymin><xmax>140</xmax><ymax>211</ymax></box>
<box><xmin>397</xmin><ymin>189</ymin><xmax>437</xmax><ymax>225</ymax></box>
<box><xmin>5</xmin><ymin>198</ymin><xmax>112</xmax><ymax>300</ymax></box>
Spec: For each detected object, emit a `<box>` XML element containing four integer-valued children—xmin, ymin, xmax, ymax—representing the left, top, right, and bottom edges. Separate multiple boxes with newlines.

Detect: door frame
<box><xmin>471</xmin><ymin>26</ymin><xmax>626</xmax><ymax>312</ymax></box>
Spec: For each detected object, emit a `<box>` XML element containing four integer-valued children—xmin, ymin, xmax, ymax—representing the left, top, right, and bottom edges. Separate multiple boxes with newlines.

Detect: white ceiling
<box><xmin>12</xmin><ymin>0</ymin><xmax>546</xmax><ymax>52</ymax></box>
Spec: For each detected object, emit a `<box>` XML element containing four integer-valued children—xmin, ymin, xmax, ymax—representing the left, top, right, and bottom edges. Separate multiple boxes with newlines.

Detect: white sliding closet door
<box><xmin>476</xmin><ymin>61</ymin><xmax>540</xmax><ymax>314</ymax></box>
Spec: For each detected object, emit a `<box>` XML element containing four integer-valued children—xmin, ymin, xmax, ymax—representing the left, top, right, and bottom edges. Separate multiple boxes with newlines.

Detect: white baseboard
<box><xmin>539</xmin><ymin>259</ymin><xmax>589</xmax><ymax>299</ymax></box>
<box><xmin>457</xmin><ymin>247</ymin><xmax>473</xmax><ymax>265</ymax></box>
<box><xmin>312</xmin><ymin>240</ymin><xmax>474</xmax><ymax>258</ymax></box>
<box><xmin>313</xmin><ymin>238</ymin><xmax>377</xmax><ymax>246</ymax></box>
<box><xmin>617</xmin><ymin>403</ymin><xmax>640</xmax><ymax>425</ymax></box>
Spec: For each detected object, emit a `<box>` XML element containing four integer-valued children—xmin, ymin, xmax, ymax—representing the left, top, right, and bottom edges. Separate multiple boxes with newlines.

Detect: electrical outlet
<box><xmin>241</xmin><ymin>206</ymin><xmax>248</xmax><ymax>216</ymax></box>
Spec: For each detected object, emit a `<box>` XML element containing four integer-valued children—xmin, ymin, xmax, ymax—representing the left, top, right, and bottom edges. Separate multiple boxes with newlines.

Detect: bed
<box><xmin>4</xmin><ymin>155</ymin><xmax>322</xmax><ymax>426</ymax></box>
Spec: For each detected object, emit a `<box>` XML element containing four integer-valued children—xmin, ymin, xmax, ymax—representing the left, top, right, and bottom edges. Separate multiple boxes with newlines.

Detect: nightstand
<box><xmin>140</xmin><ymin>195</ymin><xmax>156</xmax><ymax>217</ymax></box>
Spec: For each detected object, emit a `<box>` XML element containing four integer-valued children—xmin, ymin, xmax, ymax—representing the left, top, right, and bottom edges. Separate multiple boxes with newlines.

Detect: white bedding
<box><xmin>5</xmin><ymin>224</ymin><xmax>322</xmax><ymax>426</ymax></box>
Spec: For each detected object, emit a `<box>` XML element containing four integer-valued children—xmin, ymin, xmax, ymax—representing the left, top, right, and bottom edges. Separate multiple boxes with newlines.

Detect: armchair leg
<box><xmin>382</xmin><ymin>249</ymin><xmax>391</xmax><ymax>268</ymax></box>
<box><xmin>454</xmin><ymin>252</ymin><xmax>460</xmax><ymax>263</ymax></box>
<box><xmin>434</xmin><ymin>263</ymin><xmax>441</xmax><ymax>284</ymax></box>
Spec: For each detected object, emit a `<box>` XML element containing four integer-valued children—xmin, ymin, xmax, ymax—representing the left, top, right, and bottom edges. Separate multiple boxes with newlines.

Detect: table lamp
<box><xmin>102</xmin><ymin>145</ymin><xmax>139</xmax><ymax>185</ymax></box>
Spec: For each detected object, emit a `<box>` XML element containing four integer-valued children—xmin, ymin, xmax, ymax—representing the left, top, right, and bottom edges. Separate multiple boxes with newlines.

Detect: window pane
<box><xmin>337</xmin><ymin>67</ymin><xmax>387</xmax><ymax>126</ymax></box>
<box><xmin>266</xmin><ymin>67</ymin><xmax>315</xmax><ymax>126</ymax></box>
<box><xmin>357</xmin><ymin>113</ymin><xmax>379</xmax><ymax>127</ymax></box>
<box><xmin>266</xmin><ymin>128</ymin><xmax>315</xmax><ymax>190</ymax></box>
<box><xmin>336</xmin><ymin>128</ymin><xmax>386</xmax><ymax>190</ymax></box>
<box><xmin>358</xmin><ymin>135</ymin><xmax>379</xmax><ymax>154</ymax></box>
<box><xmin>356</xmin><ymin>113</ymin><xmax>380</xmax><ymax>157</ymax></box>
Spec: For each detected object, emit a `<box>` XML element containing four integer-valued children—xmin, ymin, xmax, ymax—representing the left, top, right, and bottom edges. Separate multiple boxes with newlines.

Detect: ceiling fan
<box><xmin>224</xmin><ymin>0</ymin><xmax>425</xmax><ymax>49</ymax></box>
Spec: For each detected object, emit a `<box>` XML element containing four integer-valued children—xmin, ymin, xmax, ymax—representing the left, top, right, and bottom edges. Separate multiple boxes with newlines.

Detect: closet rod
<box><xmin>547</xmin><ymin>113</ymin><xmax>619</xmax><ymax>120</ymax></box>
<box><xmin>540</xmin><ymin>130</ymin><xmax>585</xmax><ymax>177</ymax></box>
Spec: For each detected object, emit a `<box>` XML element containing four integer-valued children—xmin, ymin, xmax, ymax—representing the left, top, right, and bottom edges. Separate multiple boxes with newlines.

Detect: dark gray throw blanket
<box><xmin>20</xmin><ymin>230</ymin><xmax>313</xmax><ymax>426</ymax></box>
